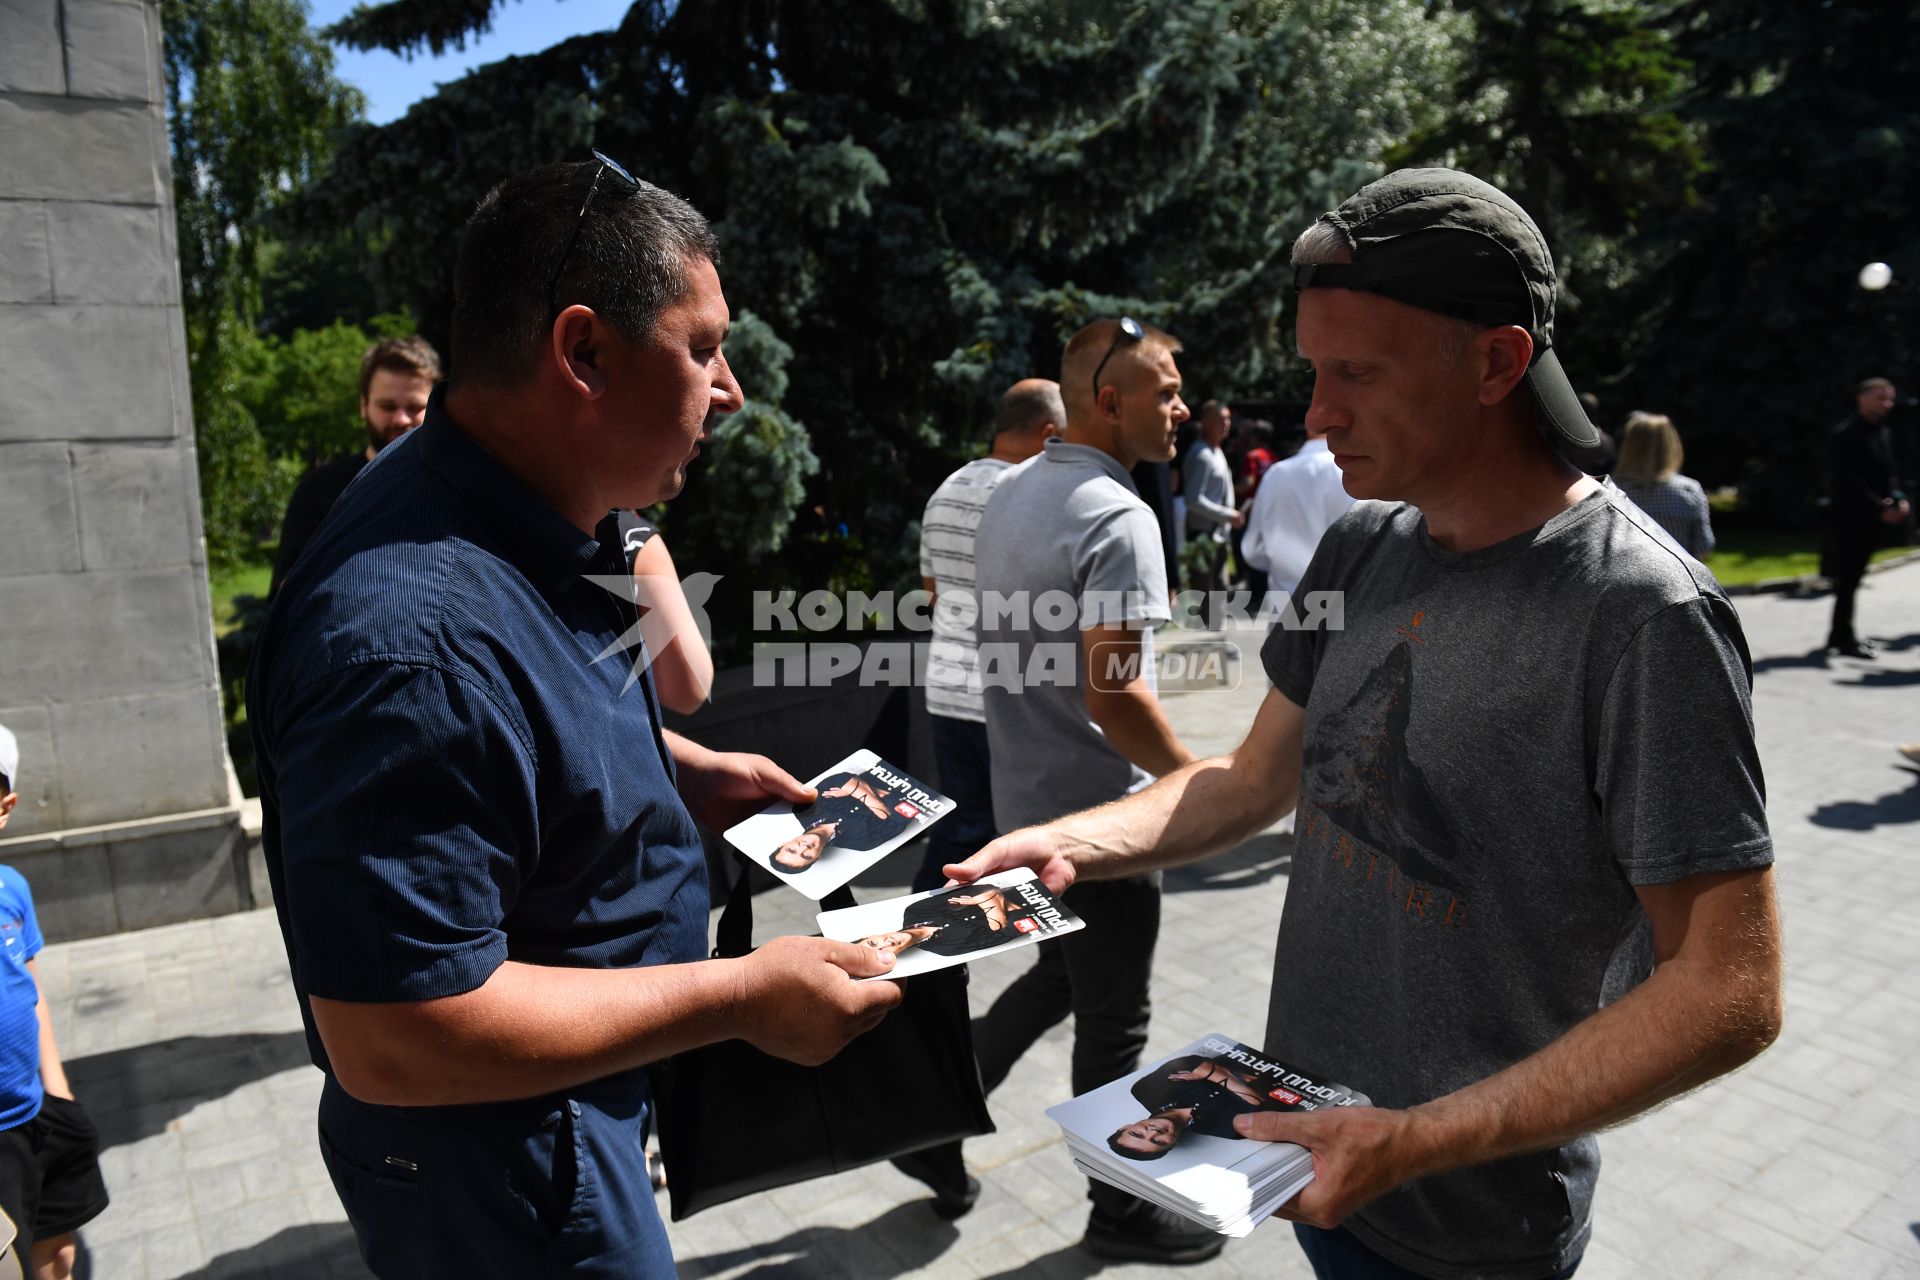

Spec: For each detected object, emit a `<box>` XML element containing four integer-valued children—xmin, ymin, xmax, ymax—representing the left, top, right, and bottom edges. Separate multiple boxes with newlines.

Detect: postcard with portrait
<box><xmin>1046</xmin><ymin>1035</ymin><xmax>1367</xmax><ymax>1236</ymax></box>
<box><xmin>815</xmin><ymin>868</ymin><xmax>1085</xmax><ymax>979</ymax></box>
<box><xmin>723</xmin><ymin>748</ymin><xmax>954</xmax><ymax>900</ymax></box>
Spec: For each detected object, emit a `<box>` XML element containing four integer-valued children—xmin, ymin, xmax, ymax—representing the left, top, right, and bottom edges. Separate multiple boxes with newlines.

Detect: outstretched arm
<box><xmin>949</xmin><ymin>688</ymin><xmax>1304</xmax><ymax>894</ymax></box>
<box><xmin>1237</xmin><ymin>866</ymin><xmax>1783</xmax><ymax>1228</ymax></box>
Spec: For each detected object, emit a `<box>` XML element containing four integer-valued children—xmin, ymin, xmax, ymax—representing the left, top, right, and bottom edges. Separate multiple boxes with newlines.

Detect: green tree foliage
<box><xmin>1609</xmin><ymin>0</ymin><xmax>1920</xmax><ymax>515</ymax></box>
<box><xmin>1398</xmin><ymin>0</ymin><xmax>1703</xmax><ymax>406</ymax></box>
<box><xmin>295</xmin><ymin>0</ymin><xmax>1465</xmax><ymax>647</ymax></box>
<box><xmin>162</xmin><ymin>0</ymin><xmax>364</xmax><ymax>567</ymax></box>
<box><xmin>236</xmin><ymin>312</ymin><xmax>416</xmax><ymax>464</ymax></box>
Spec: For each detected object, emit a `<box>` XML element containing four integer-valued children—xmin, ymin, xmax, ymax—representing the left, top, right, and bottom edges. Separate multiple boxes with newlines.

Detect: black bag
<box><xmin>649</xmin><ymin>874</ymin><xmax>995</xmax><ymax>1221</ymax></box>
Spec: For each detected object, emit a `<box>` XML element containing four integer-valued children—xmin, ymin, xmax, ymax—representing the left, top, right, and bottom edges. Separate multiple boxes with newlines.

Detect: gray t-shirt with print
<box><xmin>1261</xmin><ymin>484</ymin><xmax>1771</xmax><ymax>1280</ymax></box>
<box><xmin>975</xmin><ymin>440</ymin><xmax>1172</xmax><ymax>830</ymax></box>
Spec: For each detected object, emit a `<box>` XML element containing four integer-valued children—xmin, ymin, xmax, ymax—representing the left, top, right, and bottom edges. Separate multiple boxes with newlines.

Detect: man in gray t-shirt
<box><xmin>952</xmin><ymin>170</ymin><xmax>1782</xmax><ymax>1280</ymax></box>
<box><xmin>945</xmin><ymin>318</ymin><xmax>1219</xmax><ymax>1265</ymax></box>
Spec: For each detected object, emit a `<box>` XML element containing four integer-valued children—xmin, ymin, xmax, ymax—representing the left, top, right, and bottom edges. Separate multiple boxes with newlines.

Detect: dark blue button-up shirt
<box><xmin>249</xmin><ymin>390</ymin><xmax>708</xmax><ymax>1082</ymax></box>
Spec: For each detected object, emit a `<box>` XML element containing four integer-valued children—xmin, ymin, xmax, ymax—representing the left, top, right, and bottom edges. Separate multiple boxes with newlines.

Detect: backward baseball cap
<box><xmin>1292</xmin><ymin>167</ymin><xmax>1600</xmax><ymax>450</ymax></box>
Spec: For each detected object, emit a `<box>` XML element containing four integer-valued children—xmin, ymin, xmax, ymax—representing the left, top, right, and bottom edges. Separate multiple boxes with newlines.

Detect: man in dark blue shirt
<box><xmin>250</xmin><ymin>157</ymin><xmax>901</xmax><ymax>1278</ymax></box>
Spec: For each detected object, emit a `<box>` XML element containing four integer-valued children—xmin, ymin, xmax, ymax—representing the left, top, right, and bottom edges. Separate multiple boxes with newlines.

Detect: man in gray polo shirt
<box><xmin>964</xmin><ymin>317</ymin><xmax>1219</xmax><ymax>1263</ymax></box>
<box><xmin>950</xmin><ymin>172</ymin><xmax>1782</xmax><ymax>1280</ymax></box>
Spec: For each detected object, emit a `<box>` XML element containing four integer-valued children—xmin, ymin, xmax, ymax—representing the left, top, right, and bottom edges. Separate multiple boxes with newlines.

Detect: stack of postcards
<box><xmin>1046</xmin><ymin>1034</ymin><xmax>1368</xmax><ymax>1237</ymax></box>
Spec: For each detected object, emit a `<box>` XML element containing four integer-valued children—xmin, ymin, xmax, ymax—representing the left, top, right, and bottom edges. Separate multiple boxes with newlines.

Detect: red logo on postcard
<box><xmin>893</xmin><ymin>801</ymin><xmax>922</xmax><ymax>819</ymax></box>
<box><xmin>1012</xmin><ymin>917</ymin><xmax>1040</xmax><ymax>934</ymax></box>
<box><xmin>1268</xmin><ymin>1087</ymin><xmax>1302</xmax><ymax>1105</ymax></box>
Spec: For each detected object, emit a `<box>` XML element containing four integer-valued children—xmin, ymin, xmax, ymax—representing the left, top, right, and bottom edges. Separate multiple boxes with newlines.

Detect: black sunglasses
<box><xmin>1090</xmin><ymin>316</ymin><xmax>1146</xmax><ymax>399</ymax></box>
<box><xmin>545</xmin><ymin>149</ymin><xmax>640</xmax><ymax>315</ymax></box>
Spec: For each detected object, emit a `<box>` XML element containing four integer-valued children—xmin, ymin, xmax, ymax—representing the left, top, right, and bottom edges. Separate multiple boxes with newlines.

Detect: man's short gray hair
<box><xmin>1290</xmin><ymin>219</ymin><xmax>1351</xmax><ymax>267</ymax></box>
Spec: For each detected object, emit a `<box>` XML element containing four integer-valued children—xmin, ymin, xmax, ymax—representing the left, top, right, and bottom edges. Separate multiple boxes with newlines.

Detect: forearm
<box><xmin>1087</xmin><ymin>683</ymin><xmax>1195</xmax><ymax>777</ymax></box>
<box><xmin>313</xmin><ymin>956</ymin><xmax>750</xmax><ymax>1107</ymax></box>
<box><xmin>1048</xmin><ymin>751</ymin><xmax>1290</xmax><ymax>883</ymax></box>
<box><xmin>1190</xmin><ymin>493</ymin><xmax>1237</xmax><ymax>524</ymax></box>
<box><xmin>34</xmin><ymin>995</ymin><xmax>71</xmax><ymax>1100</ymax></box>
<box><xmin>1397</xmin><ymin>941</ymin><xmax>1781</xmax><ymax>1180</ymax></box>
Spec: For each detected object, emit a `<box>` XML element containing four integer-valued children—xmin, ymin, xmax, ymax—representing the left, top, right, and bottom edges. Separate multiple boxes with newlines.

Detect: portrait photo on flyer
<box><xmin>723</xmin><ymin>748</ymin><xmax>954</xmax><ymax>900</ymax></box>
<box><xmin>816</xmin><ymin>868</ymin><xmax>1086</xmax><ymax>980</ymax></box>
<box><xmin>1046</xmin><ymin>1035</ymin><xmax>1370</xmax><ymax>1235</ymax></box>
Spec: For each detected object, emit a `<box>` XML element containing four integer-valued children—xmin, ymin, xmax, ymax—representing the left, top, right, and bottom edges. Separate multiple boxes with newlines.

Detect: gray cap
<box><xmin>1292</xmin><ymin>168</ymin><xmax>1600</xmax><ymax>450</ymax></box>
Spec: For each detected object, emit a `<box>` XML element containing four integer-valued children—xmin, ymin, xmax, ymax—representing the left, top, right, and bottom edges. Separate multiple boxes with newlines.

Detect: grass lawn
<box><xmin>209</xmin><ymin>560</ymin><xmax>272</xmax><ymax>636</ymax></box>
<box><xmin>1705</xmin><ymin>530</ymin><xmax>1913</xmax><ymax>587</ymax></box>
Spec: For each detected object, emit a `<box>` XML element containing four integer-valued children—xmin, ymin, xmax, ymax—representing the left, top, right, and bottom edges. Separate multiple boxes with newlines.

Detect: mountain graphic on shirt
<box><xmin>1302</xmin><ymin>617</ymin><xmax>1466</xmax><ymax>894</ymax></box>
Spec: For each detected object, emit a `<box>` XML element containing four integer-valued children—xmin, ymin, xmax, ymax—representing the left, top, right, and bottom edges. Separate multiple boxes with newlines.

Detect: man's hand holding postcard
<box><xmin>816</xmin><ymin>868</ymin><xmax>1086</xmax><ymax>980</ymax></box>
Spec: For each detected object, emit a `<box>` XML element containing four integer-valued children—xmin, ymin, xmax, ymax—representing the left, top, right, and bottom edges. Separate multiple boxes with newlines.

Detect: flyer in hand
<box><xmin>724</xmin><ymin>749</ymin><xmax>954</xmax><ymax>900</ymax></box>
<box><xmin>815</xmin><ymin>868</ymin><xmax>1085</xmax><ymax>980</ymax></box>
<box><xmin>1046</xmin><ymin>1034</ymin><xmax>1369</xmax><ymax>1237</ymax></box>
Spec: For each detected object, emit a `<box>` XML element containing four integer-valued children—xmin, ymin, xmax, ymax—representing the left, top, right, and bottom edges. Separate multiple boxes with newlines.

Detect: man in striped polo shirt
<box><xmin>915</xmin><ymin>379</ymin><xmax>1065</xmax><ymax>896</ymax></box>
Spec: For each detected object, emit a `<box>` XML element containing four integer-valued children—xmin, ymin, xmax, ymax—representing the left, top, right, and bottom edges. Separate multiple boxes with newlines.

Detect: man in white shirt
<box><xmin>1241</xmin><ymin>434</ymin><xmax>1357</xmax><ymax>598</ymax></box>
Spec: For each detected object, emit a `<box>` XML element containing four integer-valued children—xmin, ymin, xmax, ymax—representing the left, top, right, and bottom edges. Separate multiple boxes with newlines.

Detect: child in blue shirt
<box><xmin>0</xmin><ymin>726</ymin><xmax>109</xmax><ymax>1278</ymax></box>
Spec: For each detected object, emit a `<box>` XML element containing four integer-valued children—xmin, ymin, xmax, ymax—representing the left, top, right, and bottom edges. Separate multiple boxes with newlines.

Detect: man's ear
<box><xmin>1478</xmin><ymin>325</ymin><xmax>1534</xmax><ymax>405</ymax></box>
<box><xmin>551</xmin><ymin>305</ymin><xmax>607</xmax><ymax>400</ymax></box>
<box><xmin>0</xmin><ymin>794</ymin><xmax>16</xmax><ymax>824</ymax></box>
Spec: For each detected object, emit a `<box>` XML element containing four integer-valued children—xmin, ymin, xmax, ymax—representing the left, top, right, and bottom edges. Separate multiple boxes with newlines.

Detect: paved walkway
<box><xmin>35</xmin><ymin>563</ymin><xmax>1920</xmax><ymax>1278</ymax></box>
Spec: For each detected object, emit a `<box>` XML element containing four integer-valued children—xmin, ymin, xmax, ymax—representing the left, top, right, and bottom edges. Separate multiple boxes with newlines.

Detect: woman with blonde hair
<box><xmin>1614</xmin><ymin>411</ymin><xmax>1715</xmax><ymax>560</ymax></box>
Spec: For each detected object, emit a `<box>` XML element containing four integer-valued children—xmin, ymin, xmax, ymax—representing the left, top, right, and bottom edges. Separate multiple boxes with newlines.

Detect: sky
<box><xmin>306</xmin><ymin>0</ymin><xmax>637</xmax><ymax>125</ymax></box>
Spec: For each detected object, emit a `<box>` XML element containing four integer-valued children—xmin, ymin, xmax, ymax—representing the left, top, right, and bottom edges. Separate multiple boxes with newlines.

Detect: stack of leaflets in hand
<box><xmin>1046</xmin><ymin>1034</ymin><xmax>1369</xmax><ymax>1237</ymax></box>
<box><xmin>817</xmin><ymin>869</ymin><xmax>1085</xmax><ymax>980</ymax></box>
<box><xmin>723</xmin><ymin>749</ymin><xmax>953</xmax><ymax>899</ymax></box>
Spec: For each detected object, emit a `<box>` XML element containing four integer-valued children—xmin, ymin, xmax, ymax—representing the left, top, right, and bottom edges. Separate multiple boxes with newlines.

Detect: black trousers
<box><xmin>973</xmin><ymin>873</ymin><xmax>1162</xmax><ymax>1214</ymax></box>
<box><xmin>1827</xmin><ymin>524</ymin><xmax>1877</xmax><ymax>648</ymax></box>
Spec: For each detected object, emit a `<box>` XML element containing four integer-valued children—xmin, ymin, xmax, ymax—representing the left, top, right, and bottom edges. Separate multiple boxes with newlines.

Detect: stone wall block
<box><xmin>52</xmin><ymin>689</ymin><xmax>228</xmax><ymax>828</ymax></box>
<box><xmin>1</xmin><ymin>569</ymin><xmax>211</xmax><ymax>702</ymax></box>
<box><xmin>0</xmin><ymin>96</ymin><xmax>160</xmax><ymax>204</ymax></box>
<box><xmin>5</xmin><ymin>845</ymin><xmax>116</xmax><ymax>940</ymax></box>
<box><xmin>106</xmin><ymin>822</ymin><xmax>243</xmax><ymax>931</ymax></box>
<box><xmin>0</xmin><ymin>577</ymin><xmax>71</xmax><ymax>703</ymax></box>
<box><xmin>47</xmin><ymin>201</ymin><xmax>169</xmax><ymax>304</ymax></box>
<box><xmin>71</xmin><ymin>440</ymin><xmax>194</xmax><ymax>570</ymax></box>
<box><xmin>0</xmin><ymin>443</ymin><xmax>81</xmax><ymax>576</ymax></box>
<box><xmin>0</xmin><ymin>0</ymin><xmax>66</xmax><ymax>94</ymax></box>
<box><xmin>0</xmin><ymin>703</ymin><xmax>64</xmax><ymax>835</ymax></box>
<box><xmin>61</xmin><ymin>0</ymin><xmax>153</xmax><ymax>102</ymax></box>
<box><xmin>0</xmin><ymin>305</ymin><xmax>178</xmax><ymax>442</ymax></box>
<box><xmin>0</xmin><ymin>200</ymin><xmax>52</xmax><ymax>303</ymax></box>
<box><xmin>61</xmin><ymin>568</ymin><xmax>216</xmax><ymax>701</ymax></box>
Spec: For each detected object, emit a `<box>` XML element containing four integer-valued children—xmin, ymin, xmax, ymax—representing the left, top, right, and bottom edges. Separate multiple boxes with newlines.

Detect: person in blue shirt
<box><xmin>0</xmin><ymin>727</ymin><xmax>110</xmax><ymax>1280</ymax></box>
<box><xmin>248</xmin><ymin>160</ymin><xmax>902</xmax><ymax>1278</ymax></box>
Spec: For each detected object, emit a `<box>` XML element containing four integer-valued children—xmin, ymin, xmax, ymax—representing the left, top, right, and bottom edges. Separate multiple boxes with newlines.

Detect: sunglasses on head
<box><xmin>1090</xmin><ymin>316</ymin><xmax>1146</xmax><ymax>399</ymax></box>
<box><xmin>545</xmin><ymin>149</ymin><xmax>641</xmax><ymax>315</ymax></box>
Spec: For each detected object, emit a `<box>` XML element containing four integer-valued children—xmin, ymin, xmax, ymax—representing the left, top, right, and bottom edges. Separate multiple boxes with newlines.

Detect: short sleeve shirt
<box><xmin>1259</xmin><ymin>484</ymin><xmax>1772</xmax><ymax>1280</ymax></box>
<box><xmin>249</xmin><ymin>392</ymin><xmax>708</xmax><ymax>1093</ymax></box>
<box><xmin>0</xmin><ymin>866</ymin><xmax>45</xmax><ymax>1128</ymax></box>
<box><xmin>972</xmin><ymin>441</ymin><xmax>1172</xmax><ymax>829</ymax></box>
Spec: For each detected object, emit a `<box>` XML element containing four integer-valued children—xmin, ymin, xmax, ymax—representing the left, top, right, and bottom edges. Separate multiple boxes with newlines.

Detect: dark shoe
<box><xmin>1830</xmin><ymin>640</ymin><xmax>1878</xmax><ymax>659</ymax></box>
<box><xmin>890</xmin><ymin>1143</ymin><xmax>978</xmax><ymax>1219</ymax></box>
<box><xmin>1082</xmin><ymin>1203</ymin><xmax>1227</xmax><ymax>1265</ymax></box>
